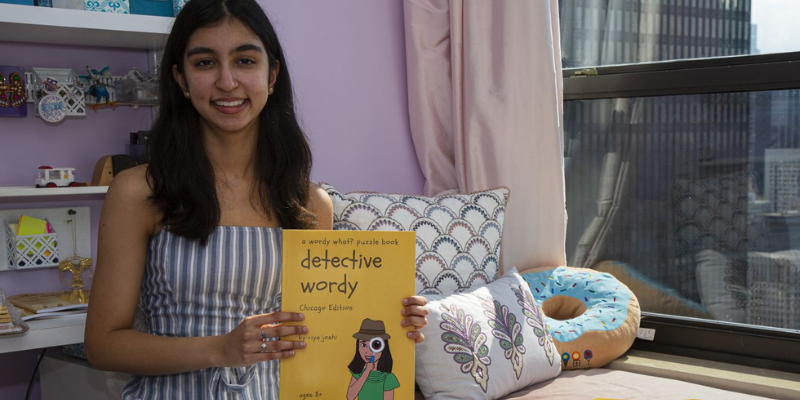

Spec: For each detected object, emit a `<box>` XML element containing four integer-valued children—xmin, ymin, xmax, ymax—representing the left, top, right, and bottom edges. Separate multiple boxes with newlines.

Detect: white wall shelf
<box><xmin>0</xmin><ymin>186</ymin><xmax>108</xmax><ymax>198</ymax></box>
<box><xmin>0</xmin><ymin>314</ymin><xmax>85</xmax><ymax>354</ymax></box>
<box><xmin>0</xmin><ymin>4</ymin><xmax>173</xmax><ymax>49</ymax></box>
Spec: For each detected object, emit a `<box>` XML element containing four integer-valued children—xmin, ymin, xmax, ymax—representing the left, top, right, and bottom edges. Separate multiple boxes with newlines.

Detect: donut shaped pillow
<box><xmin>519</xmin><ymin>266</ymin><xmax>640</xmax><ymax>370</ymax></box>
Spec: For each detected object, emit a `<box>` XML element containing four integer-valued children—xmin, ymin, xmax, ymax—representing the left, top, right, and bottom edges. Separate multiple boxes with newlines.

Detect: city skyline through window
<box><xmin>560</xmin><ymin>0</ymin><xmax>800</xmax><ymax>360</ymax></box>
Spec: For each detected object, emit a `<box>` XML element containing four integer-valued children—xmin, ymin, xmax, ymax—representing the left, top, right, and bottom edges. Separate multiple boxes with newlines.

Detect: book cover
<box><xmin>8</xmin><ymin>290</ymin><xmax>90</xmax><ymax>314</ymax></box>
<box><xmin>280</xmin><ymin>230</ymin><xmax>416</xmax><ymax>400</ymax></box>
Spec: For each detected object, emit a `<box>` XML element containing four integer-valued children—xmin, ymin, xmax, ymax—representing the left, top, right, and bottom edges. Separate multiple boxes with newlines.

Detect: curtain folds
<box><xmin>403</xmin><ymin>0</ymin><xmax>566</xmax><ymax>272</ymax></box>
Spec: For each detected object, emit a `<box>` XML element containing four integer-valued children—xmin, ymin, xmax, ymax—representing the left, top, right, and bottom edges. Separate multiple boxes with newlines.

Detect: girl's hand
<box><xmin>363</xmin><ymin>359</ymin><xmax>378</xmax><ymax>374</ymax></box>
<box><xmin>400</xmin><ymin>296</ymin><xmax>428</xmax><ymax>343</ymax></box>
<box><xmin>215</xmin><ymin>312</ymin><xmax>308</xmax><ymax>368</ymax></box>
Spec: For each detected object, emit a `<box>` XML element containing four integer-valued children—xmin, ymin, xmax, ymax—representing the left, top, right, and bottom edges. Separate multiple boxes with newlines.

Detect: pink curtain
<box><xmin>403</xmin><ymin>0</ymin><xmax>566</xmax><ymax>271</ymax></box>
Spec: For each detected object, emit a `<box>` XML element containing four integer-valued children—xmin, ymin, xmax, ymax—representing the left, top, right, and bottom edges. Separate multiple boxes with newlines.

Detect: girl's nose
<box><xmin>216</xmin><ymin>66</ymin><xmax>238</xmax><ymax>91</ymax></box>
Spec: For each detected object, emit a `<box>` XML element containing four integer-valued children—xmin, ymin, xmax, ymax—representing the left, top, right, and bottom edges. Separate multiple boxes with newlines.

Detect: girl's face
<box><xmin>358</xmin><ymin>340</ymin><xmax>382</xmax><ymax>363</ymax></box>
<box><xmin>174</xmin><ymin>19</ymin><xmax>277</xmax><ymax>138</ymax></box>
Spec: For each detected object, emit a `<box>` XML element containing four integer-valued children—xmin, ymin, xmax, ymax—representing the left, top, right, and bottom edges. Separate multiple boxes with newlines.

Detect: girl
<box><xmin>84</xmin><ymin>1</ymin><xmax>427</xmax><ymax>398</ymax></box>
<box><xmin>347</xmin><ymin>319</ymin><xmax>399</xmax><ymax>400</ymax></box>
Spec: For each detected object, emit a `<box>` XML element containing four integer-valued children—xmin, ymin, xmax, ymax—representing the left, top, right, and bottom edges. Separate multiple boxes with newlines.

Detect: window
<box><xmin>560</xmin><ymin>0</ymin><xmax>800</xmax><ymax>373</ymax></box>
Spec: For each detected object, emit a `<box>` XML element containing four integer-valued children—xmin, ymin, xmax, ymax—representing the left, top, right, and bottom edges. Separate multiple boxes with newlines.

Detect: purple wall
<box><xmin>262</xmin><ymin>0</ymin><xmax>423</xmax><ymax>194</ymax></box>
<box><xmin>0</xmin><ymin>1</ymin><xmax>423</xmax><ymax>398</ymax></box>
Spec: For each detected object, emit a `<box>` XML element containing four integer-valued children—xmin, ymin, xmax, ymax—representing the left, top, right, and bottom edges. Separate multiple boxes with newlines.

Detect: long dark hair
<box><xmin>347</xmin><ymin>340</ymin><xmax>393</xmax><ymax>375</ymax></box>
<box><xmin>147</xmin><ymin>0</ymin><xmax>316</xmax><ymax>243</ymax></box>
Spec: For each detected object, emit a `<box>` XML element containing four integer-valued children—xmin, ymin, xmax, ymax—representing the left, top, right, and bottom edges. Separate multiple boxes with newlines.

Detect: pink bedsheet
<box><xmin>415</xmin><ymin>369</ymin><xmax>777</xmax><ymax>400</ymax></box>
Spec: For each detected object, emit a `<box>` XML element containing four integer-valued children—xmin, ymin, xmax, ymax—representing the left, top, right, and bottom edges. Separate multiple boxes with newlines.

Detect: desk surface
<box><xmin>0</xmin><ymin>314</ymin><xmax>85</xmax><ymax>354</ymax></box>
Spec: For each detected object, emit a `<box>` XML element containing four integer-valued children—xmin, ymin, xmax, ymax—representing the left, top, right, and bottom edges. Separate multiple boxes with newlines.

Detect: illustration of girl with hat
<box><xmin>346</xmin><ymin>318</ymin><xmax>399</xmax><ymax>400</ymax></box>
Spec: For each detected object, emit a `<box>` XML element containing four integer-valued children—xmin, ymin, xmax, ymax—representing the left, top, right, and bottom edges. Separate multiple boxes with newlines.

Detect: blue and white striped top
<box><xmin>122</xmin><ymin>227</ymin><xmax>282</xmax><ymax>400</ymax></box>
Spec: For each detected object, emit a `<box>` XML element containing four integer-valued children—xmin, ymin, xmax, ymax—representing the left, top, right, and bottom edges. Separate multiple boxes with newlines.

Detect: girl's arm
<box><xmin>346</xmin><ymin>362</ymin><xmax>376</xmax><ymax>400</ymax></box>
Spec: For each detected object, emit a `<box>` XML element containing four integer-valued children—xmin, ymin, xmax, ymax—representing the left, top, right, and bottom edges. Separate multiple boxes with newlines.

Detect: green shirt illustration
<box><xmin>349</xmin><ymin>371</ymin><xmax>400</xmax><ymax>399</ymax></box>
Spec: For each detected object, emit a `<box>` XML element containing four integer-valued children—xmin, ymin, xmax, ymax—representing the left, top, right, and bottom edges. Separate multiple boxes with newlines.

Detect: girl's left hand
<box><xmin>400</xmin><ymin>296</ymin><xmax>428</xmax><ymax>343</ymax></box>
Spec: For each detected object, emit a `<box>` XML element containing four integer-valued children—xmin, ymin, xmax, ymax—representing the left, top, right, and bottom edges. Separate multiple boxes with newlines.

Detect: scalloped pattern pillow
<box><xmin>320</xmin><ymin>183</ymin><xmax>509</xmax><ymax>296</ymax></box>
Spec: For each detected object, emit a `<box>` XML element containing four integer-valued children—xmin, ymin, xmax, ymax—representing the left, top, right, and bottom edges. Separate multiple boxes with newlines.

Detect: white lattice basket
<box><xmin>26</xmin><ymin>68</ymin><xmax>86</xmax><ymax>116</ymax></box>
<box><xmin>5</xmin><ymin>219</ymin><xmax>59</xmax><ymax>269</ymax></box>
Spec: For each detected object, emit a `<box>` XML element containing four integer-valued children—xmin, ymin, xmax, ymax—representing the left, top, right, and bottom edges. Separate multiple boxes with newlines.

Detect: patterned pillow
<box><xmin>747</xmin><ymin>250</ymin><xmax>800</xmax><ymax>330</ymax></box>
<box><xmin>671</xmin><ymin>174</ymin><xmax>749</xmax><ymax>301</ymax></box>
<box><xmin>694</xmin><ymin>250</ymin><xmax>748</xmax><ymax>323</ymax></box>
<box><xmin>414</xmin><ymin>269</ymin><xmax>562</xmax><ymax>400</ymax></box>
<box><xmin>321</xmin><ymin>183</ymin><xmax>509</xmax><ymax>296</ymax></box>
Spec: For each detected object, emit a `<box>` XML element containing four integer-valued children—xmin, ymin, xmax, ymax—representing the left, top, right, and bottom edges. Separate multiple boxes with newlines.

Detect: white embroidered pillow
<box><xmin>321</xmin><ymin>183</ymin><xmax>509</xmax><ymax>296</ymax></box>
<box><xmin>415</xmin><ymin>269</ymin><xmax>562</xmax><ymax>400</ymax></box>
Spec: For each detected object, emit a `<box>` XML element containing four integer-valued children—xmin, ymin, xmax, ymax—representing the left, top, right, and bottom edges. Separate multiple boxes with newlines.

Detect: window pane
<box><xmin>559</xmin><ymin>0</ymin><xmax>800</xmax><ymax>69</ymax></box>
<box><xmin>564</xmin><ymin>89</ymin><xmax>800</xmax><ymax>330</ymax></box>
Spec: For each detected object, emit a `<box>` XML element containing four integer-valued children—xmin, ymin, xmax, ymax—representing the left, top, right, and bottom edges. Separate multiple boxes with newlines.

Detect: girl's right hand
<box><xmin>214</xmin><ymin>312</ymin><xmax>308</xmax><ymax>368</ymax></box>
<box><xmin>363</xmin><ymin>359</ymin><xmax>377</xmax><ymax>374</ymax></box>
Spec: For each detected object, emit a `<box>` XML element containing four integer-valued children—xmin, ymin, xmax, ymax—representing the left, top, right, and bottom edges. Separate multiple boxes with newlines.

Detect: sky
<box><xmin>750</xmin><ymin>0</ymin><xmax>800</xmax><ymax>54</ymax></box>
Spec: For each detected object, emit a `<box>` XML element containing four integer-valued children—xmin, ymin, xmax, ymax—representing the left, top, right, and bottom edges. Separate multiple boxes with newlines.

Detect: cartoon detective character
<box><xmin>346</xmin><ymin>318</ymin><xmax>399</xmax><ymax>400</ymax></box>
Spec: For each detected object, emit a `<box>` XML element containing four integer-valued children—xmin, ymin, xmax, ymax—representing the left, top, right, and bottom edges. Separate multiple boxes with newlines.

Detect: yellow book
<box><xmin>280</xmin><ymin>230</ymin><xmax>416</xmax><ymax>400</ymax></box>
<box><xmin>16</xmin><ymin>215</ymin><xmax>48</xmax><ymax>236</ymax></box>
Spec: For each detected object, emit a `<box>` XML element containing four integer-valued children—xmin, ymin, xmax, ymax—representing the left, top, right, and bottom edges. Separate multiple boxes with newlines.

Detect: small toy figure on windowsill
<box><xmin>78</xmin><ymin>65</ymin><xmax>118</xmax><ymax>110</ymax></box>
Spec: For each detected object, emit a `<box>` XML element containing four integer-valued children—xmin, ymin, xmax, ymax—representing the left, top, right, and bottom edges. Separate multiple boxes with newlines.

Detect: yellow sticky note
<box><xmin>17</xmin><ymin>215</ymin><xmax>48</xmax><ymax>236</ymax></box>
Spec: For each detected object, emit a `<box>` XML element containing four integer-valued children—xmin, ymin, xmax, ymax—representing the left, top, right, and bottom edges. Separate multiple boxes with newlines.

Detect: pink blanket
<box><xmin>415</xmin><ymin>369</ymin><xmax>777</xmax><ymax>400</ymax></box>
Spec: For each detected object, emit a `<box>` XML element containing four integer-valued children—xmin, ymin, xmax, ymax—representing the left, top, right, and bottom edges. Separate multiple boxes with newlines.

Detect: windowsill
<box><xmin>607</xmin><ymin>349</ymin><xmax>800</xmax><ymax>400</ymax></box>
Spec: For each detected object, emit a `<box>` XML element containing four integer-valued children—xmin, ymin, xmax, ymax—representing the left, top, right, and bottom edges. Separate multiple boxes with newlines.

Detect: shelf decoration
<box><xmin>115</xmin><ymin>67</ymin><xmax>157</xmax><ymax>105</ymax></box>
<box><xmin>29</xmin><ymin>67</ymin><xmax>86</xmax><ymax>121</ymax></box>
<box><xmin>173</xmin><ymin>0</ymin><xmax>188</xmax><ymax>16</ymax></box>
<box><xmin>0</xmin><ymin>289</ymin><xmax>27</xmax><ymax>337</ymax></box>
<box><xmin>84</xmin><ymin>0</ymin><xmax>130</xmax><ymax>13</ymax></box>
<box><xmin>52</xmin><ymin>0</ymin><xmax>83</xmax><ymax>10</ymax></box>
<box><xmin>0</xmin><ymin>65</ymin><xmax>26</xmax><ymax>118</ymax></box>
<box><xmin>131</xmin><ymin>0</ymin><xmax>173</xmax><ymax>17</ymax></box>
<box><xmin>78</xmin><ymin>65</ymin><xmax>118</xmax><ymax>109</ymax></box>
<box><xmin>58</xmin><ymin>209</ymin><xmax>92</xmax><ymax>290</ymax></box>
<box><xmin>5</xmin><ymin>216</ymin><xmax>59</xmax><ymax>269</ymax></box>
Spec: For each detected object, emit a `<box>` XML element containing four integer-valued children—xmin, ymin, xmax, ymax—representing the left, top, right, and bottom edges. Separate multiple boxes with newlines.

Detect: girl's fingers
<box><xmin>401</xmin><ymin>316</ymin><xmax>427</xmax><ymax>329</ymax></box>
<box><xmin>254</xmin><ymin>348</ymin><xmax>299</xmax><ymax>361</ymax></box>
<box><xmin>401</xmin><ymin>305</ymin><xmax>429</xmax><ymax>317</ymax></box>
<box><xmin>407</xmin><ymin>330</ymin><xmax>425</xmax><ymax>343</ymax></box>
<box><xmin>253</xmin><ymin>312</ymin><xmax>305</xmax><ymax>327</ymax></box>
<box><xmin>402</xmin><ymin>296</ymin><xmax>428</xmax><ymax>307</ymax></box>
<box><xmin>261</xmin><ymin>324</ymin><xmax>308</xmax><ymax>338</ymax></box>
<box><xmin>256</xmin><ymin>339</ymin><xmax>307</xmax><ymax>354</ymax></box>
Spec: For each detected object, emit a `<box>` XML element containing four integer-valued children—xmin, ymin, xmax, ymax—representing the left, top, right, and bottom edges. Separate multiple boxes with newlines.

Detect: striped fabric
<box><xmin>122</xmin><ymin>227</ymin><xmax>283</xmax><ymax>400</ymax></box>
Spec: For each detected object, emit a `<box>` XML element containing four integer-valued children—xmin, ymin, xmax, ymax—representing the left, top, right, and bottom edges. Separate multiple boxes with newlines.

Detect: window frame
<box><xmin>564</xmin><ymin>51</ymin><xmax>800</xmax><ymax>100</ymax></box>
<box><xmin>562</xmin><ymin>50</ymin><xmax>800</xmax><ymax>374</ymax></box>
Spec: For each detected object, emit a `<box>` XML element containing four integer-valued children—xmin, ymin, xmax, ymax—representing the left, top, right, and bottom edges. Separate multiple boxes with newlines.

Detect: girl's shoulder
<box><xmin>103</xmin><ymin>165</ymin><xmax>161</xmax><ymax>234</ymax></box>
<box><xmin>308</xmin><ymin>182</ymin><xmax>333</xmax><ymax>229</ymax></box>
<box><xmin>108</xmin><ymin>164</ymin><xmax>152</xmax><ymax>199</ymax></box>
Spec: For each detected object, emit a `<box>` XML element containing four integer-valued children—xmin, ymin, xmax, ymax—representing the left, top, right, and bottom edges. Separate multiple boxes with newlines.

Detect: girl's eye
<box><xmin>238</xmin><ymin>58</ymin><xmax>256</xmax><ymax>65</ymax></box>
<box><xmin>195</xmin><ymin>59</ymin><xmax>214</xmax><ymax>67</ymax></box>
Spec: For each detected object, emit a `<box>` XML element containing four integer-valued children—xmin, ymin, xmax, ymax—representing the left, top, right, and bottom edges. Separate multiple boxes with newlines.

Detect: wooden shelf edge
<box><xmin>0</xmin><ymin>4</ymin><xmax>173</xmax><ymax>49</ymax></box>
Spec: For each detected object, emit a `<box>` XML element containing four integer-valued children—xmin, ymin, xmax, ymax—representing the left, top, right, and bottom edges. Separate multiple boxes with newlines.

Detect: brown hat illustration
<box><xmin>352</xmin><ymin>318</ymin><xmax>391</xmax><ymax>340</ymax></box>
